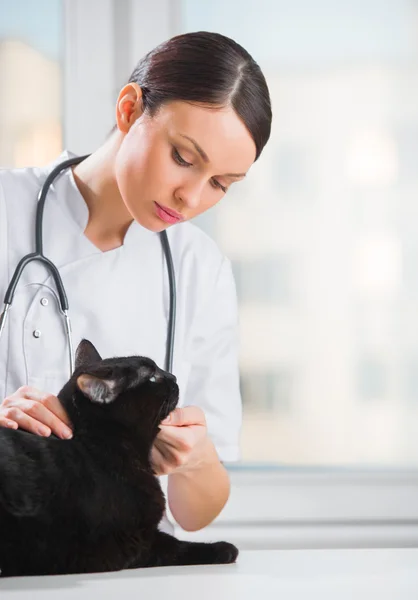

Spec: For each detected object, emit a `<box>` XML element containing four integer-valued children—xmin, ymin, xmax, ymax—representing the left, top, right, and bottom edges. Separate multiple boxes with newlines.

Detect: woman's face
<box><xmin>114</xmin><ymin>98</ymin><xmax>256</xmax><ymax>232</ymax></box>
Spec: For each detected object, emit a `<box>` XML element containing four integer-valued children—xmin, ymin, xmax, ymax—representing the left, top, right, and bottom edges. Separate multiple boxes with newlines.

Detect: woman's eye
<box><xmin>173</xmin><ymin>147</ymin><xmax>227</xmax><ymax>193</ymax></box>
<box><xmin>172</xmin><ymin>147</ymin><xmax>192</xmax><ymax>167</ymax></box>
<box><xmin>149</xmin><ymin>376</ymin><xmax>157</xmax><ymax>383</ymax></box>
<box><xmin>211</xmin><ymin>178</ymin><xmax>227</xmax><ymax>193</ymax></box>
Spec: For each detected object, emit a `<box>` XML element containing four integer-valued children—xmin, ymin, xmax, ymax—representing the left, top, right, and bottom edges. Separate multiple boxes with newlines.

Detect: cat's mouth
<box><xmin>155</xmin><ymin>386</ymin><xmax>179</xmax><ymax>426</ymax></box>
<box><xmin>165</xmin><ymin>387</ymin><xmax>179</xmax><ymax>416</ymax></box>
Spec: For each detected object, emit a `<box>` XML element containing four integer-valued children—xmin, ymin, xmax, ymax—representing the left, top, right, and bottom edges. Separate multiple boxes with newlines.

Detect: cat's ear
<box><xmin>76</xmin><ymin>374</ymin><xmax>118</xmax><ymax>404</ymax></box>
<box><xmin>75</xmin><ymin>339</ymin><xmax>102</xmax><ymax>370</ymax></box>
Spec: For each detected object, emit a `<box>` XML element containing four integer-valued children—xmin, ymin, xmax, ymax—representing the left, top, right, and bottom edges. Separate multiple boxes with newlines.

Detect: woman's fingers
<box><xmin>1</xmin><ymin>387</ymin><xmax>72</xmax><ymax>439</ymax></box>
<box><xmin>151</xmin><ymin>439</ymin><xmax>186</xmax><ymax>475</ymax></box>
<box><xmin>0</xmin><ymin>406</ymin><xmax>52</xmax><ymax>437</ymax></box>
<box><xmin>0</xmin><ymin>415</ymin><xmax>18</xmax><ymax>430</ymax></box>
<box><xmin>157</xmin><ymin>425</ymin><xmax>194</xmax><ymax>452</ymax></box>
<box><xmin>23</xmin><ymin>389</ymin><xmax>72</xmax><ymax>429</ymax></box>
<box><xmin>161</xmin><ymin>406</ymin><xmax>206</xmax><ymax>426</ymax></box>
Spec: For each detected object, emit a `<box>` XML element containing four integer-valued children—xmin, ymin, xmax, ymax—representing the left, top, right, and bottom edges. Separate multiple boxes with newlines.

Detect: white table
<box><xmin>1</xmin><ymin>548</ymin><xmax>417</xmax><ymax>599</ymax></box>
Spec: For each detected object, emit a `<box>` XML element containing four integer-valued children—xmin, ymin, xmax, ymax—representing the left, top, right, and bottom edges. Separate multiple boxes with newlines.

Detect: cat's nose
<box><xmin>157</xmin><ymin>367</ymin><xmax>176</xmax><ymax>383</ymax></box>
<box><xmin>166</xmin><ymin>372</ymin><xmax>177</xmax><ymax>383</ymax></box>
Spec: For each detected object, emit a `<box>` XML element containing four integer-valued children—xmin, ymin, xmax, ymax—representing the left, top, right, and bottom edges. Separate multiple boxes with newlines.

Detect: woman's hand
<box><xmin>150</xmin><ymin>406</ymin><xmax>212</xmax><ymax>476</ymax></box>
<box><xmin>0</xmin><ymin>386</ymin><xmax>73</xmax><ymax>439</ymax></box>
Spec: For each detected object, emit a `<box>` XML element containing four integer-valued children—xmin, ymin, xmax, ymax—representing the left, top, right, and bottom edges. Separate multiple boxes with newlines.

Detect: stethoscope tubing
<box><xmin>0</xmin><ymin>155</ymin><xmax>176</xmax><ymax>377</ymax></box>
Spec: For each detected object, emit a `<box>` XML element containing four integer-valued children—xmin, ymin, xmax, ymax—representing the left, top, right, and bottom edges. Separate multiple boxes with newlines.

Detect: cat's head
<box><xmin>60</xmin><ymin>339</ymin><xmax>179</xmax><ymax>444</ymax></box>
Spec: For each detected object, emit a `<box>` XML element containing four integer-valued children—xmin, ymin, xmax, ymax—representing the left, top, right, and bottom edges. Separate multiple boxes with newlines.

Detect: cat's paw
<box><xmin>211</xmin><ymin>541</ymin><xmax>239</xmax><ymax>564</ymax></box>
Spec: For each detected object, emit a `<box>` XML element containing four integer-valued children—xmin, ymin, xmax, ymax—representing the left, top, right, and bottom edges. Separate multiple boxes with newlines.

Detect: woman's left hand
<box><xmin>151</xmin><ymin>406</ymin><xmax>211</xmax><ymax>476</ymax></box>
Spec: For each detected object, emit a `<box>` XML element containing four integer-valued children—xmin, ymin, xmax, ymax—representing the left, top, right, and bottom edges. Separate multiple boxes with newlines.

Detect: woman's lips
<box><xmin>154</xmin><ymin>202</ymin><xmax>184</xmax><ymax>224</ymax></box>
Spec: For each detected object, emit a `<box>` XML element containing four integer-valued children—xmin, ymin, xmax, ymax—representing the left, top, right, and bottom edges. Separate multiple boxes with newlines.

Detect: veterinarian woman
<box><xmin>0</xmin><ymin>31</ymin><xmax>272</xmax><ymax>533</ymax></box>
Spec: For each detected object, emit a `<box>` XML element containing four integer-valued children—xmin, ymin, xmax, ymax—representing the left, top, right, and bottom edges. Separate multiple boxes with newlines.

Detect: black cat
<box><xmin>0</xmin><ymin>339</ymin><xmax>238</xmax><ymax>577</ymax></box>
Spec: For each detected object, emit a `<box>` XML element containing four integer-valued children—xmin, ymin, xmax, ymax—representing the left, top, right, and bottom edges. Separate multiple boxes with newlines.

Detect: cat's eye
<box><xmin>149</xmin><ymin>376</ymin><xmax>157</xmax><ymax>383</ymax></box>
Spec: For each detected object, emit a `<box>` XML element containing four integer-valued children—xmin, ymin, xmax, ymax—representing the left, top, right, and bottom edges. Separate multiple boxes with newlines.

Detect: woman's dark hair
<box><xmin>127</xmin><ymin>31</ymin><xmax>272</xmax><ymax>161</ymax></box>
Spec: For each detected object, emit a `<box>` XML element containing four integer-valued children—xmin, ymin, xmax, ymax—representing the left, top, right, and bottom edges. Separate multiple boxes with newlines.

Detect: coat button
<box><xmin>33</xmin><ymin>330</ymin><xmax>42</xmax><ymax>338</ymax></box>
<box><xmin>40</xmin><ymin>298</ymin><xmax>49</xmax><ymax>306</ymax></box>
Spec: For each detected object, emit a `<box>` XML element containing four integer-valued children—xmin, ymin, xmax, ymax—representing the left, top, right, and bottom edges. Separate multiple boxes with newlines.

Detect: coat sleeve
<box><xmin>182</xmin><ymin>257</ymin><xmax>242</xmax><ymax>463</ymax></box>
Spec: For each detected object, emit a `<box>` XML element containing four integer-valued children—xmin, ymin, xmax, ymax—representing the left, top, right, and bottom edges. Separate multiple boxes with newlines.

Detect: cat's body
<box><xmin>0</xmin><ymin>340</ymin><xmax>238</xmax><ymax>577</ymax></box>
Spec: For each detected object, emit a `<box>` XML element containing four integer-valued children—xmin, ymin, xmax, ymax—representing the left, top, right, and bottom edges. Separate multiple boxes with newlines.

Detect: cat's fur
<box><xmin>0</xmin><ymin>339</ymin><xmax>238</xmax><ymax>577</ymax></box>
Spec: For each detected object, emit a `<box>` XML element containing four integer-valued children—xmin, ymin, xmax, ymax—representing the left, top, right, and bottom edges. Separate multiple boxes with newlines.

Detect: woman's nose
<box><xmin>176</xmin><ymin>178</ymin><xmax>206</xmax><ymax>210</ymax></box>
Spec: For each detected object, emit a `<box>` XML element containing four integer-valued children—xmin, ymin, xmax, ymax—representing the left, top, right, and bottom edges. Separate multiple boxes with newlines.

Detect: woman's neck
<box><xmin>72</xmin><ymin>135</ymin><xmax>134</xmax><ymax>251</ymax></box>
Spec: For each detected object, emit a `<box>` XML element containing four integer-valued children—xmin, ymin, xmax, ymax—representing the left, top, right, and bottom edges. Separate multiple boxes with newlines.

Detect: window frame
<box><xmin>176</xmin><ymin>467</ymin><xmax>418</xmax><ymax>548</ymax></box>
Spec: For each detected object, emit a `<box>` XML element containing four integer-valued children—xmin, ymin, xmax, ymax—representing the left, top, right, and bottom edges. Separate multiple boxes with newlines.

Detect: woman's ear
<box><xmin>76</xmin><ymin>374</ymin><xmax>118</xmax><ymax>405</ymax></box>
<box><xmin>115</xmin><ymin>82</ymin><xmax>144</xmax><ymax>133</ymax></box>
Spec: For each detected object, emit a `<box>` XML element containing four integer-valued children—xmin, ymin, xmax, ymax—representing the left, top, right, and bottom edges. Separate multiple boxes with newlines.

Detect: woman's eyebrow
<box><xmin>179</xmin><ymin>134</ymin><xmax>209</xmax><ymax>162</ymax></box>
<box><xmin>179</xmin><ymin>134</ymin><xmax>247</xmax><ymax>178</ymax></box>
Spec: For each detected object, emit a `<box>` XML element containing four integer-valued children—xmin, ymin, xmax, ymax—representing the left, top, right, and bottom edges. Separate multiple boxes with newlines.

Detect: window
<box><xmin>241</xmin><ymin>368</ymin><xmax>294</xmax><ymax>414</ymax></box>
<box><xmin>232</xmin><ymin>257</ymin><xmax>293</xmax><ymax>305</ymax></box>
<box><xmin>45</xmin><ymin>0</ymin><xmax>418</xmax><ymax>550</ymax></box>
<box><xmin>357</xmin><ymin>357</ymin><xmax>387</xmax><ymax>400</ymax></box>
<box><xmin>179</xmin><ymin>0</ymin><xmax>418</xmax><ymax>466</ymax></box>
<box><xmin>0</xmin><ymin>0</ymin><xmax>63</xmax><ymax>168</ymax></box>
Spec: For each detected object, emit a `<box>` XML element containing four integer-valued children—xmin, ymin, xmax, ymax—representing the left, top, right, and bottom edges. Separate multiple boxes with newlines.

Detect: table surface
<box><xmin>1</xmin><ymin>548</ymin><xmax>417</xmax><ymax>599</ymax></box>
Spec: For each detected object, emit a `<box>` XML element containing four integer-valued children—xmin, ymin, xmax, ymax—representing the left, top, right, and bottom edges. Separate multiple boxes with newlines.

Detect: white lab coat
<box><xmin>0</xmin><ymin>152</ymin><xmax>242</xmax><ymax>532</ymax></box>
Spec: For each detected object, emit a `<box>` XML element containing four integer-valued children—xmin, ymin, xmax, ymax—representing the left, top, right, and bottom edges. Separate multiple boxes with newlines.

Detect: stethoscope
<box><xmin>0</xmin><ymin>155</ymin><xmax>176</xmax><ymax>377</ymax></box>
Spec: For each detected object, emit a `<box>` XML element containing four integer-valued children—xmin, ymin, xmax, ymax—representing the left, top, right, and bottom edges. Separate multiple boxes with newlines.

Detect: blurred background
<box><xmin>2</xmin><ymin>0</ymin><xmax>418</xmax><ymax>548</ymax></box>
